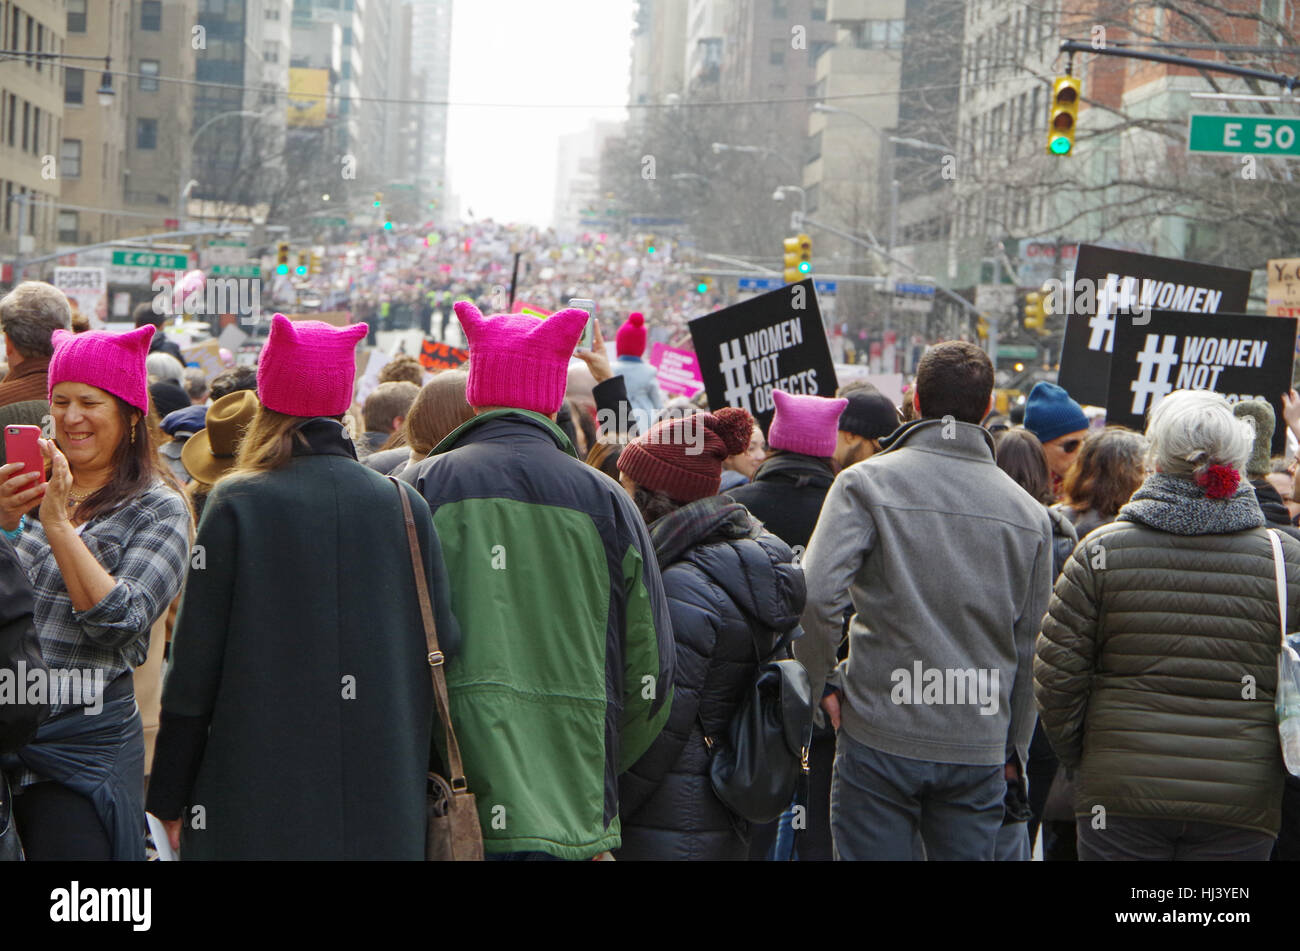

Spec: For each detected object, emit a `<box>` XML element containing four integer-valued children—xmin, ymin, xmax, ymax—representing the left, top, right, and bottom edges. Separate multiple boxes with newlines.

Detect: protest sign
<box><xmin>688</xmin><ymin>279</ymin><xmax>838</xmax><ymax>433</ymax></box>
<box><xmin>1058</xmin><ymin>245</ymin><xmax>1252</xmax><ymax>406</ymax></box>
<box><xmin>181</xmin><ymin>339</ymin><xmax>225</xmax><ymax>382</ymax></box>
<box><xmin>53</xmin><ymin>267</ymin><xmax>108</xmax><ymax>327</ymax></box>
<box><xmin>649</xmin><ymin>343</ymin><xmax>704</xmax><ymax>398</ymax></box>
<box><xmin>1106</xmin><ymin>310</ymin><xmax>1297</xmax><ymax>454</ymax></box>
<box><xmin>1267</xmin><ymin>258</ymin><xmax>1300</xmax><ymax>317</ymax></box>
<box><xmin>419</xmin><ymin>339</ymin><xmax>469</xmax><ymax>372</ymax></box>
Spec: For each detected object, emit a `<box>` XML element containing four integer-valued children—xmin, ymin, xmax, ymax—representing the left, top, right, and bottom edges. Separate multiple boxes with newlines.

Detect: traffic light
<box><xmin>976</xmin><ymin>315</ymin><xmax>989</xmax><ymax>340</ymax></box>
<box><xmin>1023</xmin><ymin>289</ymin><xmax>1047</xmax><ymax>334</ymax></box>
<box><xmin>373</xmin><ymin>192</ymin><xmax>383</xmax><ymax>208</ymax></box>
<box><xmin>275</xmin><ymin>241</ymin><xmax>290</xmax><ymax>275</ymax></box>
<box><xmin>295</xmin><ymin>250</ymin><xmax>309</xmax><ymax>277</ymax></box>
<box><xmin>645</xmin><ymin>235</ymin><xmax>657</xmax><ymax>255</ymax></box>
<box><xmin>383</xmin><ymin>220</ymin><xmax>393</xmax><ymax>231</ymax></box>
<box><xmin>309</xmin><ymin>250</ymin><xmax>322</xmax><ymax>275</ymax></box>
<box><xmin>784</xmin><ymin>234</ymin><xmax>812</xmax><ymax>283</ymax></box>
<box><xmin>696</xmin><ymin>280</ymin><xmax>709</xmax><ymax>294</ymax></box>
<box><xmin>1047</xmin><ymin>76</ymin><xmax>1081</xmax><ymax>156</ymax></box>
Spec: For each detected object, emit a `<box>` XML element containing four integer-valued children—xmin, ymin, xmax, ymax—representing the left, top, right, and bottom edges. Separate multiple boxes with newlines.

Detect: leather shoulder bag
<box><xmin>392</xmin><ymin>478</ymin><xmax>484</xmax><ymax>861</ymax></box>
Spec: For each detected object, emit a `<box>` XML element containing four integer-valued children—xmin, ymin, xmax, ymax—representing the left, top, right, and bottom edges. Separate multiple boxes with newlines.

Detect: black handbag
<box><xmin>703</xmin><ymin>630</ymin><xmax>815</xmax><ymax>824</ymax></box>
<box><xmin>0</xmin><ymin>770</ymin><xmax>23</xmax><ymax>861</ymax></box>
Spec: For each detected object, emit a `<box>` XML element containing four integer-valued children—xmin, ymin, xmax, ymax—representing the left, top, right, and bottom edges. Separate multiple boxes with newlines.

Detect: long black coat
<box><xmin>0</xmin><ymin>534</ymin><xmax>44</xmax><ymax>754</ymax></box>
<box><xmin>147</xmin><ymin>420</ymin><xmax>459</xmax><ymax>859</ymax></box>
<box><xmin>615</xmin><ymin>498</ymin><xmax>805</xmax><ymax>861</ymax></box>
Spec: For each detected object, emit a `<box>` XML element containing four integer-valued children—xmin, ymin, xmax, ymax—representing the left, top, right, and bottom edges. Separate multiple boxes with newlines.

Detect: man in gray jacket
<box><xmin>795</xmin><ymin>341</ymin><xmax>1053</xmax><ymax>860</ymax></box>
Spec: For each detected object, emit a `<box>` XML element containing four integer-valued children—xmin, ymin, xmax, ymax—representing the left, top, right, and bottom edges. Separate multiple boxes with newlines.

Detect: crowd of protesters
<box><xmin>2</xmin><ymin>272</ymin><xmax>1300</xmax><ymax>863</ymax></box>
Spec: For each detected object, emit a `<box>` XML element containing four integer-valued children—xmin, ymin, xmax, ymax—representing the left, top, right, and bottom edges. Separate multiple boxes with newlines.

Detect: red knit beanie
<box><xmin>616</xmin><ymin>312</ymin><xmax>648</xmax><ymax>357</ymax></box>
<box><xmin>617</xmin><ymin>407</ymin><xmax>753</xmax><ymax>502</ymax></box>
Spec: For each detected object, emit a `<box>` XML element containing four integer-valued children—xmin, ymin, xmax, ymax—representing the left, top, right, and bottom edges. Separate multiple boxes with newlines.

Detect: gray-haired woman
<box><xmin>1036</xmin><ymin>390</ymin><xmax>1300</xmax><ymax>860</ymax></box>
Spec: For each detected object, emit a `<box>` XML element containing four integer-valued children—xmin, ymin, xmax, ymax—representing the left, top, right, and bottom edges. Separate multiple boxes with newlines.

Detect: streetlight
<box><xmin>180</xmin><ymin>110</ymin><xmax>268</xmax><ymax>225</ymax></box>
<box><xmin>710</xmin><ymin>142</ymin><xmax>800</xmax><ymax>179</ymax></box>
<box><xmin>772</xmin><ymin>185</ymin><xmax>807</xmax><ymax>229</ymax></box>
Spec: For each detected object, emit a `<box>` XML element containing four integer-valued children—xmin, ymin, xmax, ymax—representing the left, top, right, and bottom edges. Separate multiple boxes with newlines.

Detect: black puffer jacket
<box><xmin>615</xmin><ymin>496</ymin><xmax>806</xmax><ymax>861</ymax></box>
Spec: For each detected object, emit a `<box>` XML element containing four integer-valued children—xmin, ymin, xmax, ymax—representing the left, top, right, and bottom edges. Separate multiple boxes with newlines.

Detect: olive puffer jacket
<box><xmin>1036</xmin><ymin>473</ymin><xmax>1300</xmax><ymax>836</ymax></box>
<box><xmin>615</xmin><ymin>496</ymin><xmax>806</xmax><ymax>861</ymax></box>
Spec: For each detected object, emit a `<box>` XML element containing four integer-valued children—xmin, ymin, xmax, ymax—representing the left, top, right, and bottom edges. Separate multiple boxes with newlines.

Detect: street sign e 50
<box><xmin>1188</xmin><ymin>113</ymin><xmax>1300</xmax><ymax>156</ymax></box>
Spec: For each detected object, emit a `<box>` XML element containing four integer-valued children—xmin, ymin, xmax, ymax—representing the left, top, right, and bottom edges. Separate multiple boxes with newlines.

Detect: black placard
<box><xmin>1106</xmin><ymin>310</ymin><xmax>1298</xmax><ymax>455</ymax></box>
<box><xmin>1058</xmin><ymin>245</ymin><xmax>1253</xmax><ymax>406</ymax></box>
<box><xmin>688</xmin><ymin>279</ymin><xmax>839</xmax><ymax>434</ymax></box>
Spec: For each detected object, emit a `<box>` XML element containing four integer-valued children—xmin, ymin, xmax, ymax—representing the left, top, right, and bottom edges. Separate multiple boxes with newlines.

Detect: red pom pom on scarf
<box><xmin>1196</xmin><ymin>464</ymin><xmax>1240</xmax><ymax>500</ymax></box>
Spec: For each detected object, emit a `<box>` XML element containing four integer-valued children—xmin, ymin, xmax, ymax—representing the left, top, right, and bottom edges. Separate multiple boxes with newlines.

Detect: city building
<box><xmin>408</xmin><ymin>0</ymin><xmax>454</xmax><ymax>223</ymax></box>
<box><xmin>0</xmin><ymin>0</ymin><xmax>65</xmax><ymax>275</ymax></box>
<box><xmin>554</xmin><ymin>119</ymin><xmax>624</xmax><ymax>236</ymax></box>
<box><xmin>59</xmin><ymin>0</ymin><xmax>129</xmax><ymax>248</ymax></box>
<box><xmin>122</xmin><ymin>0</ymin><xmax>199</xmax><ymax>237</ymax></box>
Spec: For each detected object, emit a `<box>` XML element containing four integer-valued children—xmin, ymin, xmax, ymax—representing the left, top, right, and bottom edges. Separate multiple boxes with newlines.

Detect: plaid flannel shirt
<box><xmin>9</xmin><ymin>482</ymin><xmax>190</xmax><ymax>787</ymax></box>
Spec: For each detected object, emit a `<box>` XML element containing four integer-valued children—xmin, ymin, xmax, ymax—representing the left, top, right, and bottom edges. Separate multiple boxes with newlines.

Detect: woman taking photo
<box><xmin>613</xmin><ymin>406</ymin><xmax>806</xmax><ymax>861</ymax></box>
<box><xmin>0</xmin><ymin>324</ymin><xmax>192</xmax><ymax>860</ymax></box>
<box><xmin>147</xmin><ymin>314</ymin><xmax>459</xmax><ymax>860</ymax></box>
<box><xmin>1037</xmin><ymin>390</ymin><xmax>1299</xmax><ymax>860</ymax></box>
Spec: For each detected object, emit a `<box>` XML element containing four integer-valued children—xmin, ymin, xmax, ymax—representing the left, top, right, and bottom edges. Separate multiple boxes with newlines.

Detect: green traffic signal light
<box><xmin>696</xmin><ymin>282</ymin><xmax>708</xmax><ymax>294</ymax></box>
<box><xmin>383</xmin><ymin>221</ymin><xmax>393</xmax><ymax>230</ymax></box>
<box><xmin>1048</xmin><ymin>136</ymin><xmax>1072</xmax><ymax>155</ymax></box>
<box><xmin>798</xmin><ymin>261</ymin><xmax>811</xmax><ymax>274</ymax></box>
<box><xmin>276</xmin><ymin>264</ymin><xmax>288</xmax><ymax>275</ymax></box>
<box><xmin>295</xmin><ymin>265</ymin><xmax>307</xmax><ymax>276</ymax></box>
<box><xmin>646</xmin><ymin>245</ymin><xmax>656</xmax><ymax>254</ymax></box>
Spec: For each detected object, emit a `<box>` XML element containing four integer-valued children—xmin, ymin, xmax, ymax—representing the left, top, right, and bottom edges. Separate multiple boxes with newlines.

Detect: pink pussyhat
<box><xmin>48</xmin><ymin>324</ymin><xmax>155</xmax><ymax>414</ymax></box>
<box><xmin>766</xmin><ymin>389</ymin><xmax>849</xmax><ymax>458</ymax></box>
<box><xmin>454</xmin><ymin>300</ymin><xmax>589</xmax><ymax>414</ymax></box>
<box><xmin>257</xmin><ymin>313</ymin><xmax>369</xmax><ymax>417</ymax></box>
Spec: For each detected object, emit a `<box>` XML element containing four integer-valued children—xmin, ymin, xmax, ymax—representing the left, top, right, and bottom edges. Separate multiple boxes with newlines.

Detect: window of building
<box><xmin>770</xmin><ymin>38</ymin><xmax>785</xmax><ymax>65</ymax></box>
<box><xmin>141</xmin><ymin>0</ymin><xmax>162</xmax><ymax>31</ymax></box>
<box><xmin>21</xmin><ymin>101</ymin><xmax>28</xmax><ymax>151</ymax></box>
<box><xmin>137</xmin><ymin>118</ymin><xmax>157</xmax><ymax>149</ymax></box>
<box><xmin>57</xmin><ymin>211</ymin><xmax>78</xmax><ymax>244</ymax></box>
<box><xmin>811</xmin><ymin>0</ymin><xmax>828</xmax><ymax>20</ymax></box>
<box><xmin>1031</xmin><ymin>84</ymin><xmax>1042</xmax><ymax>130</ymax></box>
<box><xmin>61</xmin><ymin>139</ymin><xmax>81</xmax><ymax>177</ymax></box>
<box><xmin>140</xmin><ymin>60</ymin><xmax>160</xmax><ymax>92</ymax></box>
<box><xmin>263</xmin><ymin>41</ymin><xmax>278</xmax><ymax>64</ymax></box>
<box><xmin>65</xmin><ymin>5</ymin><xmax>91</xmax><ymax>42</ymax></box>
<box><xmin>266</xmin><ymin>5</ymin><xmax>281</xmax><ymax>20</ymax></box>
<box><xmin>772</xmin><ymin>0</ymin><xmax>788</xmax><ymax>16</ymax></box>
<box><xmin>809</xmin><ymin>40</ymin><xmax>832</xmax><ymax>67</ymax></box>
<box><xmin>65</xmin><ymin>67</ymin><xmax>84</xmax><ymax>105</ymax></box>
<box><xmin>31</xmin><ymin>106</ymin><xmax>39</xmax><ymax>154</ymax></box>
<box><xmin>35</xmin><ymin>23</ymin><xmax>42</xmax><ymax>71</ymax></box>
<box><xmin>853</xmin><ymin>19</ymin><xmax>905</xmax><ymax>50</ymax></box>
<box><xmin>807</xmin><ymin>130</ymin><xmax>822</xmax><ymax>162</ymax></box>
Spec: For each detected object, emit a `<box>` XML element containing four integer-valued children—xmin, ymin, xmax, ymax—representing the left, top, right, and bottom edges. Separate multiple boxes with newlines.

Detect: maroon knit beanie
<box><xmin>617</xmin><ymin>407</ymin><xmax>753</xmax><ymax>502</ymax></box>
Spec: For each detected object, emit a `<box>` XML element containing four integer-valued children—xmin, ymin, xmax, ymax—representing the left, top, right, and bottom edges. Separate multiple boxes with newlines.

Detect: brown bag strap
<box><xmin>390</xmin><ymin>477</ymin><xmax>470</xmax><ymax>790</ymax></box>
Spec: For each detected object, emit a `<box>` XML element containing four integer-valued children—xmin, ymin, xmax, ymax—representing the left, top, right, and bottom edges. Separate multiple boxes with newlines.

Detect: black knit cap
<box><xmin>838</xmin><ymin>388</ymin><xmax>902</xmax><ymax>440</ymax></box>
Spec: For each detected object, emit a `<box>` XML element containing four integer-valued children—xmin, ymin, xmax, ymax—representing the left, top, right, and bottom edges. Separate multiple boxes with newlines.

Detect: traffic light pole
<box><xmin>1058</xmin><ymin>39</ymin><xmax>1300</xmax><ymax>91</ymax></box>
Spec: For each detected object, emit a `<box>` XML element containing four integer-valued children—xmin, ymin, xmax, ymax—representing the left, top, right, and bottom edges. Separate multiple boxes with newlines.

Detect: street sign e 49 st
<box><xmin>1188</xmin><ymin>113</ymin><xmax>1300</xmax><ymax>156</ymax></box>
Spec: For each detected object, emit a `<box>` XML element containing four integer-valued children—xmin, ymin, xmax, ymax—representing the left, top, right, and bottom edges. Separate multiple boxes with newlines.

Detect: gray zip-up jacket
<box><xmin>795</xmin><ymin>417</ymin><xmax>1054</xmax><ymax>768</ymax></box>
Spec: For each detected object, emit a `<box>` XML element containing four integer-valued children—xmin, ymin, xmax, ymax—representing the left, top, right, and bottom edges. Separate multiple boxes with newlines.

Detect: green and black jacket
<box><xmin>406</xmin><ymin>410</ymin><xmax>675</xmax><ymax>859</ymax></box>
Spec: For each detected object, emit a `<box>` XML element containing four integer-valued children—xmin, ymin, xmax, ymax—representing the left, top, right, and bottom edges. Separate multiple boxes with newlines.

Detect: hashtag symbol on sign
<box><xmin>720</xmin><ymin>339</ymin><xmax>753</xmax><ymax>412</ymax></box>
<box><xmin>1087</xmin><ymin>308</ymin><xmax>1117</xmax><ymax>353</ymax></box>
<box><xmin>1129</xmin><ymin>334</ymin><xmax>1178</xmax><ymax>416</ymax></box>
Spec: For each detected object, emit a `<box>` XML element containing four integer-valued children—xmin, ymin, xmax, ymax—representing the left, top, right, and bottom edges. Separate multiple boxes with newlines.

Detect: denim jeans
<box><xmin>830</xmin><ymin>732</ymin><xmax>1005</xmax><ymax>861</ymax></box>
<box><xmin>1077</xmin><ymin>816</ymin><xmax>1275</xmax><ymax>861</ymax></box>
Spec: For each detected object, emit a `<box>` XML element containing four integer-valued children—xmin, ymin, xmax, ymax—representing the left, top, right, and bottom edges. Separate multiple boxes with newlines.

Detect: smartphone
<box><xmin>567</xmin><ymin>298</ymin><xmax>596</xmax><ymax>354</ymax></box>
<box><xmin>4</xmin><ymin>425</ymin><xmax>45</xmax><ymax>485</ymax></box>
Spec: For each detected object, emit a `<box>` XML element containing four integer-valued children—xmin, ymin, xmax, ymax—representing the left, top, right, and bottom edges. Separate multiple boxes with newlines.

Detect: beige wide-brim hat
<box><xmin>181</xmin><ymin>390</ymin><xmax>259</xmax><ymax>484</ymax></box>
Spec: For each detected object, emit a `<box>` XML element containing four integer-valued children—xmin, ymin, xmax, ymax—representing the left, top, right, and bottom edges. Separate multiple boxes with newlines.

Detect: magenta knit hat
<box><xmin>455</xmin><ymin>300</ymin><xmax>588</xmax><ymax>414</ymax></box>
<box><xmin>616</xmin><ymin>312</ymin><xmax>647</xmax><ymax>357</ymax></box>
<box><xmin>618</xmin><ymin>407</ymin><xmax>754</xmax><ymax>502</ymax></box>
<box><xmin>257</xmin><ymin>313</ymin><xmax>368</xmax><ymax>417</ymax></box>
<box><xmin>48</xmin><ymin>324</ymin><xmax>154</xmax><ymax>414</ymax></box>
<box><xmin>767</xmin><ymin>390</ymin><xmax>849</xmax><ymax>458</ymax></box>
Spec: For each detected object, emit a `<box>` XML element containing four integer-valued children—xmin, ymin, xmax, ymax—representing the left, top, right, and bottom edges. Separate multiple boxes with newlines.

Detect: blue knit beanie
<box><xmin>1024</xmin><ymin>382</ymin><xmax>1089</xmax><ymax>445</ymax></box>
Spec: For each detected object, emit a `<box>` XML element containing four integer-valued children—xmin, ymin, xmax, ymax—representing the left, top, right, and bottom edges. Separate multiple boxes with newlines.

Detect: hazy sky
<box><xmin>445</xmin><ymin>0</ymin><xmax>636</xmax><ymax>228</ymax></box>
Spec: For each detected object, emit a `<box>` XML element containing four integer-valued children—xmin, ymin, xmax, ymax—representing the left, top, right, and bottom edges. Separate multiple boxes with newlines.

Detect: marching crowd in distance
<box><xmin>2</xmin><ymin>275</ymin><xmax>1300</xmax><ymax>861</ymax></box>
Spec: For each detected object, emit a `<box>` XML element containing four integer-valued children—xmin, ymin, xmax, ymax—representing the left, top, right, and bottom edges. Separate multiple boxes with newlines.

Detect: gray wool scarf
<box><xmin>1117</xmin><ymin>472</ymin><xmax>1264</xmax><ymax>536</ymax></box>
